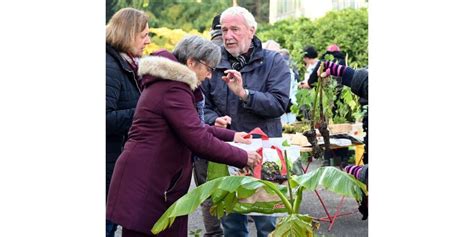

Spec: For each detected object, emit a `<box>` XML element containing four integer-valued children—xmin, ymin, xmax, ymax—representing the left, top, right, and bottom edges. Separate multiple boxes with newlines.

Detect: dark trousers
<box><xmin>106</xmin><ymin>219</ymin><xmax>117</xmax><ymax>237</ymax></box>
<box><xmin>221</xmin><ymin>213</ymin><xmax>276</xmax><ymax>237</ymax></box>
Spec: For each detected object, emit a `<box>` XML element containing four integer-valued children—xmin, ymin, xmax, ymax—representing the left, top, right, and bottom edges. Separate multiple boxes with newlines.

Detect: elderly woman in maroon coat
<box><xmin>106</xmin><ymin>35</ymin><xmax>261</xmax><ymax>237</ymax></box>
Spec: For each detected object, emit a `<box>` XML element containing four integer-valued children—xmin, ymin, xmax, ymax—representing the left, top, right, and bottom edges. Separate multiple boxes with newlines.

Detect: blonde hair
<box><xmin>106</xmin><ymin>8</ymin><xmax>149</xmax><ymax>53</ymax></box>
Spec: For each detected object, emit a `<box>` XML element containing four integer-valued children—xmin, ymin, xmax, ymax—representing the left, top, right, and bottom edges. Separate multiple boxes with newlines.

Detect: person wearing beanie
<box><xmin>210</xmin><ymin>14</ymin><xmax>223</xmax><ymax>46</ymax></box>
<box><xmin>299</xmin><ymin>45</ymin><xmax>320</xmax><ymax>89</ymax></box>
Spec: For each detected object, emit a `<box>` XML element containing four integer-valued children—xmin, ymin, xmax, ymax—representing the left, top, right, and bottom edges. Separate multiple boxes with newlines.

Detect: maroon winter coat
<box><xmin>106</xmin><ymin>51</ymin><xmax>248</xmax><ymax>236</ymax></box>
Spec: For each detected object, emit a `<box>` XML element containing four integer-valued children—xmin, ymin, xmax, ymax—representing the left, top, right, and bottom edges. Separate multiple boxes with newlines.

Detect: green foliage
<box><xmin>290</xmin><ymin>87</ymin><xmax>316</xmax><ymax>123</ymax></box>
<box><xmin>333</xmin><ymin>86</ymin><xmax>364</xmax><ymax>123</ymax></box>
<box><xmin>289</xmin><ymin>70</ymin><xmax>363</xmax><ymax>125</ymax></box>
<box><xmin>258</xmin><ymin>8</ymin><xmax>368</xmax><ymax>74</ymax></box>
<box><xmin>312</xmin><ymin>8</ymin><xmax>368</xmax><ymax>68</ymax></box>
<box><xmin>290</xmin><ymin>76</ymin><xmax>362</xmax><ymax>125</ymax></box>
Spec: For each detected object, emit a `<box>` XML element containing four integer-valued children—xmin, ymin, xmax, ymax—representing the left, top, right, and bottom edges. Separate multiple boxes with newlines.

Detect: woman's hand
<box><xmin>234</xmin><ymin>132</ymin><xmax>252</xmax><ymax>144</ymax></box>
<box><xmin>246</xmin><ymin>151</ymin><xmax>262</xmax><ymax>167</ymax></box>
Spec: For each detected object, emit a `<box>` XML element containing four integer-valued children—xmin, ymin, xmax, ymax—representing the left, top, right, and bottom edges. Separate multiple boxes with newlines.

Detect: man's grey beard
<box><xmin>226</xmin><ymin>41</ymin><xmax>253</xmax><ymax>58</ymax></box>
<box><xmin>227</xmin><ymin>51</ymin><xmax>241</xmax><ymax>58</ymax></box>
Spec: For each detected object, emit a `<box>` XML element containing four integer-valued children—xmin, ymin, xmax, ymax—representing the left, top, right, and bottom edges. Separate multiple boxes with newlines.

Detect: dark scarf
<box><xmin>228</xmin><ymin>42</ymin><xmax>254</xmax><ymax>71</ymax></box>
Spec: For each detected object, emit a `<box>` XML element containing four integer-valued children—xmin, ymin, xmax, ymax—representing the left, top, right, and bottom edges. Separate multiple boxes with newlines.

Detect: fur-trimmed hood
<box><xmin>138</xmin><ymin>53</ymin><xmax>198</xmax><ymax>90</ymax></box>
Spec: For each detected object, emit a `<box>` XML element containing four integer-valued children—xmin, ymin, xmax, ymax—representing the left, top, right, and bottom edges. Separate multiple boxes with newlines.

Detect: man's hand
<box><xmin>233</xmin><ymin>132</ymin><xmax>252</xmax><ymax>144</ymax></box>
<box><xmin>221</xmin><ymin>69</ymin><xmax>247</xmax><ymax>100</ymax></box>
<box><xmin>214</xmin><ymin>115</ymin><xmax>232</xmax><ymax>128</ymax></box>
<box><xmin>246</xmin><ymin>151</ymin><xmax>262</xmax><ymax>167</ymax></box>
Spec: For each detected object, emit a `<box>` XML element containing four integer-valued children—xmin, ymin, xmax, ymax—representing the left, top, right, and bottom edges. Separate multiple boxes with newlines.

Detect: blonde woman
<box><xmin>106</xmin><ymin>7</ymin><xmax>150</xmax><ymax>237</ymax></box>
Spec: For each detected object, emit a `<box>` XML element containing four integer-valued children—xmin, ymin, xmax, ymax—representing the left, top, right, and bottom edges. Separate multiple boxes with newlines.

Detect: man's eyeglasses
<box><xmin>198</xmin><ymin>60</ymin><xmax>215</xmax><ymax>73</ymax></box>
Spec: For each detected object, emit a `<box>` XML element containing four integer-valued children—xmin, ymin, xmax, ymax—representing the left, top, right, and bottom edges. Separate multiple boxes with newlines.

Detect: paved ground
<box><xmin>115</xmin><ymin>160</ymin><xmax>368</xmax><ymax>237</ymax></box>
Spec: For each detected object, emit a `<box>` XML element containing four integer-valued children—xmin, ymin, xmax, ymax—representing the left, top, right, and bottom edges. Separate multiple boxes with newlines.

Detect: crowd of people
<box><xmin>106</xmin><ymin>6</ymin><xmax>368</xmax><ymax>237</ymax></box>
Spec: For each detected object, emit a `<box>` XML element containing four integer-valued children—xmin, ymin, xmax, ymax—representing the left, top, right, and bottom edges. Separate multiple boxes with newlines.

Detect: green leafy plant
<box><xmin>151</xmin><ymin>166</ymin><xmax>367</xmax><ymax>236</ymax></box>
<box><xmin>288</xmin><ymin>75</ymin><xmax>363</xmax><ymax>133</ymax></box>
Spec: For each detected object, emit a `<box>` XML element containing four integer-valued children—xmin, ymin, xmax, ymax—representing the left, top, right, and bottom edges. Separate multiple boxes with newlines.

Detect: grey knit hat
<box><xmin>210</xmin><ymin>14</ymin><xmax>222</xmax><ymax>39</ymax></box>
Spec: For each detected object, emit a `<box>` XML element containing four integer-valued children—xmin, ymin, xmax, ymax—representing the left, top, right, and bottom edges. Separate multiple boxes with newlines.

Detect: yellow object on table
<box><xmin>355</xmin><ymin>144</ymin><xmax>365</xmax><ymax>165</ymax></box>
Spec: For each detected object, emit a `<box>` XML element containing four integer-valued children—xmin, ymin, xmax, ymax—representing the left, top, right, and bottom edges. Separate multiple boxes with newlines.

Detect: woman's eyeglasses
<box><xmin>198</xmin><ymin>61</ymin><xmax>215</xmax><ymax>73</ymax></box>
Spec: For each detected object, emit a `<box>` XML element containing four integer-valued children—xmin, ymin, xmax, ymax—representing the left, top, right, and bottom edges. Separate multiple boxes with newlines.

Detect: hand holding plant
<box><xmin>322</xmin><ymin>61</ymin><xmax>346</xmax><ymax>78</ymax></box>
<box><xmin>246</xmin><ymin>151</ymin><xmax>262</xmax><ymax>167</ymax></box>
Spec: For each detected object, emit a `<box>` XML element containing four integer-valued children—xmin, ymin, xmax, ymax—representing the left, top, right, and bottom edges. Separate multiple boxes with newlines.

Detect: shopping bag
<box><xmin>207</xmin><ymin>127</ymin><xmax>302</xmax><ymax>216</ymax></box>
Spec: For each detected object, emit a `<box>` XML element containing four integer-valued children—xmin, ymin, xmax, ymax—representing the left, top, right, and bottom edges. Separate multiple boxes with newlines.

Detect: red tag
<box><xmin>244</xmin><ymin>127</ymin><xmax>269</xmax><ymax>140</ymax></box>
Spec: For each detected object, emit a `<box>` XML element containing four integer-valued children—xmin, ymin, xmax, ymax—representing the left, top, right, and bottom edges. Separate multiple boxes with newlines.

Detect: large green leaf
<box><xmin>270</xmin><ymin>214</ymin><xmax>316</xmax><ymax>237</ymax></box>
<box><xmin>151</xmin><ymin>176</ymin><xmax>261</xmax><ymax>234</ymax></box>
<box><xmin>292</xmin><ymin>166</ymin><xmax>367</xmax><ymax>202</ymax></box>
<box><xmin>236</xmin><ymin>182</ymin><xmax>264</xmax><ymax>198</ymax></box>
<box><xmin>207</xmin><ymin>162</ymin><xmax>229</xmax><ymax>181</ymax></box>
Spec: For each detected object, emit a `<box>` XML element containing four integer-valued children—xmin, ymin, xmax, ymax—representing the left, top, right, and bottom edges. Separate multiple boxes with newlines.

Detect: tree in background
<box><xmin>258</xmin><ymin>8</ymin><xmax>368</xmax><ymax>73</ymax></box>
<box><xmin>106</xmin><ymin>0</ymin><xmax>269</xmax><ymax>32</ymax></box>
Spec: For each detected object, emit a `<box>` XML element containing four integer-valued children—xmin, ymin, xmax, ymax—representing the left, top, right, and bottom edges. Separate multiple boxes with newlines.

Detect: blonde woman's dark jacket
<box><xmin>106</xmin><ymin>43</ymin><xmax>141</xmax><ymax>195</ymax></box>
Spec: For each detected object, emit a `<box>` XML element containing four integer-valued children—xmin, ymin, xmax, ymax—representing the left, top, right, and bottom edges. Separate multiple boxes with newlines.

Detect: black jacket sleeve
<box><xmin>341</xmin><ymin>67</ymin><xmax>368</xmax><ymax>100</ymax></box>
<box><xmin>106</xmin><ymin>67</ymin><xmax>136</xmax><ymax>136</ymax></box>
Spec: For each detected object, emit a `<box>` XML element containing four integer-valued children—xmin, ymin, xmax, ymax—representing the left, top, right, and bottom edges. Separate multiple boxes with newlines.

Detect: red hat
<box><xmin>326</xmin><ymin>44</ymin><xmax>341</xmax><ymax>52</ymax></box>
